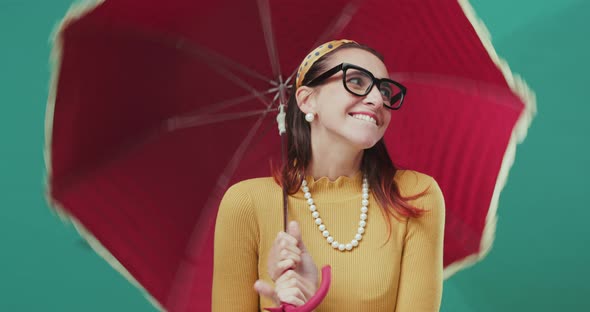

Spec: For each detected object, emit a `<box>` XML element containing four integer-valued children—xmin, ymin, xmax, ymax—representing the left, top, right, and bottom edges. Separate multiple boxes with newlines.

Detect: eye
<box><xmin>380</xmin><ymin>86</ymin><xmax>392</xmax><ymax>98</ymax></box>
<box><xmin>346</xmin><ymin>77</ymin><xmax>363</xmax><ymax>86</ymax></box>
<box><xmin>346</xmin><ymin>74</ymin><xmax>371</xmax><ymax>88</ymax></box>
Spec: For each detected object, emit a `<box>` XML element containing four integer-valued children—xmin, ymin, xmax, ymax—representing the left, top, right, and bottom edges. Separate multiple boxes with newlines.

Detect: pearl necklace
<box><xmin>301</xmin><ymin>175</ymin><xmax>369</xmax><ymax>252</ymax></box>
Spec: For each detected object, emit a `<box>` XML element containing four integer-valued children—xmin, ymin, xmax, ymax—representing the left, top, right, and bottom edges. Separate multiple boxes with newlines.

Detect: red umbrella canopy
<box><xmin>45</xmin><ymin>0</ymin><xmax>535</xmax><ymax>310</ymax></box>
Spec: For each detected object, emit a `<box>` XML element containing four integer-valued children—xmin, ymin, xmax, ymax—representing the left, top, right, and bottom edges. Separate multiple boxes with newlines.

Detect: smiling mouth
<box><xmin>349</xmin><ymin>113</ymin><xmax>378</xmax><ymax>126</ymax></box>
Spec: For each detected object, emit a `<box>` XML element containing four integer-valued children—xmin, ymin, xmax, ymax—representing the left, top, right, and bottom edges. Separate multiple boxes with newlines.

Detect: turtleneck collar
<box><xmin>291</xmin><ymin>170</ymin><xmax>365</xmax><ymax>202</ymax></box>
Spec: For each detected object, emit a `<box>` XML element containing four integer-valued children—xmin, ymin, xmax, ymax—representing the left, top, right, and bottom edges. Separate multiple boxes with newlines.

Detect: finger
<box><xmin>277</xmin><ymin>287</ymin><xmax>306</xmax><ymax>307</ymax></box>
<box><xmin>275</xmin><ymin>278</ymin><xmax>310</xmax><ymax>300</ymax></box>
<box><xmin>279</xmin><ymin>249</ymin><xmax>302</xmax><ymax>264</ymax></box>
<box><xmin>274</xmin><ymin>231</ymin><xmax>286</xmax><ymax>244</ymax></box>
<box><xmin>275</xmin><ymin>268</ymin><xmax>297</xmax><ymax>283</ymax></box>
<box><xmin>254</xmin><ymin>280</ymin><xmax>279</xmax><ymax>305</ymax></box>
<box><xmin>287</xmin><ymin>221</ymin><xmax>307</xmax><ymax>251</ymax></box>
<box><xmin>287</xmin><ymin>221</ymin><xmax>302</xmax><ymax>242</ymax></box>
<box><xmin>278</xmin><ymin>231</ymin><xmax>299</xmax><ymax>247</ymax></box>
<box><xmin>278</xmin><ymin>258</ymin><xmax>296</xmax><ymax>270</ymax></box>
<box><xmin>272</xmin><ymin>259</ymin><xmax>296</xmax><ymax>279</ymax></box>
<box><xmin>276</xmin><ymin>270</ymin><xmax>314</xmax><ymax>299</ymax></box>
<box><xmin>280</xmin><ymin>241</ymin><xmax>302</xmax><ymax>256</ymax></box>
<box><xmin>274</xmin><ymin>271</ymin><xmax>297</xmax><ymax>291</ymax></box>
<box><xmin>271</xmin><ymin>259</ymin><xmax>295</xmax><ymax>280</ymax></box>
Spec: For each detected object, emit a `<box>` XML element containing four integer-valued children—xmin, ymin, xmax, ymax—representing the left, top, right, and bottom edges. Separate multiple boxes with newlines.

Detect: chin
<box><xmin>348</xmin><ymin>134</ymin><xmax>381</xmax><ymax>150</ymax></box>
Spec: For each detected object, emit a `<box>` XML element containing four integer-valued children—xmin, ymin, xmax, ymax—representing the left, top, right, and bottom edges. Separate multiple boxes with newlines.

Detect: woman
<box><xmin>212</xmin><ymin>40</ymin><xmax>445</xmax><ymax>312</ymax></box>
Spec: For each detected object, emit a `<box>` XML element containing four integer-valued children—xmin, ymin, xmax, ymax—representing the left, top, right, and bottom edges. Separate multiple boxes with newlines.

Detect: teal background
<box><xmin>1</xmin><ymin>0</ymin><xmax>588</xmax><ymax>310</ymax></box>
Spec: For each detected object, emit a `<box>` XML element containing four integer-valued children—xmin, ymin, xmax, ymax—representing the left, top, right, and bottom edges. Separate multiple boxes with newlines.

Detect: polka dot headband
<box><xmin>295</xmin><ymin>39</ymin><xmax>358</xmax><ymax>89</ymax></box>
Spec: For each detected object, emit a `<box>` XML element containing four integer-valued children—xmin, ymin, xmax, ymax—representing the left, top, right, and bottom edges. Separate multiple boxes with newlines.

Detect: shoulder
<box><xmin>394</xmin><ymin>170</ymin><xmax>439</xmax><ymax>197</ymax></box>
<box><xmin>220</xmin><ymin>177</ymin><xmax>281</xmax><ymax>208</ymax></box>
<box><xmin>217</xmin><ymin>177</ymin><xmax>277</xmax><ymax>222</ymax></box>
<box><xmin>224</xmin><ymin>177</ymin><xmax>281</xmax><ymax>197</ymax></box>
<box><xmin>394</xmin><ymin>169</ymin><xmax>445</xmax><ymax>213</ymax></box>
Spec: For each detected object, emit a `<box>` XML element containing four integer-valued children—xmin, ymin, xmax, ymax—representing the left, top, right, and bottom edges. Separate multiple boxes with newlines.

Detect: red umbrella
<box><xmin>45</xmin><ymin>0</ymin><xmax>535</xmax><ymax>310</ymax></box>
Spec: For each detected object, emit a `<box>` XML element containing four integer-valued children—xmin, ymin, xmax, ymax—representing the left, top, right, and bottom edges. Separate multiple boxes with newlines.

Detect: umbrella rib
<box><xmin>94</xmin><ymin>24</ymin><xmax>274</xmax><ymax>85</ymax></box>
<box><xmin>219</xmin><ymin>112</ymin><xmax>269</xmax><ymax>187</ymax></box>
<box><xmin>170</xmin><ymin>35</ymin><xmax>273</xmax><ymax>85</ymax></box>
<box><xmin>197</xmin><ymin>58</ymin><xmax>273</xmax><ymax>108</ymax></box>
<box><xmin>166</xmin><ymin>108</ymin><xmax>278</xmax><ymax>131</ymax></box>
<box><xmin>85</xmin><ymin>19</ymin><xmax>281</xmax><ymax>111</ymax></box>
<box><xmin>312</xmin><ymin>0</ymin><xmax>362</xmax><ymax>45</ymax></box>
<box><xmin>257</xmin><ymin>0</ymin><xmax>282</xmax><ymax>82</ymax></box>
<box><xmin>192</xmin><ymin>88</ymin><xmax>277</xmax><ymax>115</ymax></box>
<box><xmin>169</xmin><ymin>110</ymin><xmax>270</xmax><ymax>305</ymax></box>
<box><xmin>286</xmin><ymin>0</ymin><xmax>363</xmax><ymax>82</ymax></box>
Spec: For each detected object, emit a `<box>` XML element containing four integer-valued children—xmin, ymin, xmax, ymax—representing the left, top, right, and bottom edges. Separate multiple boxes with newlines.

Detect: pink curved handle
<box><xmin>264</xmin><ymin>265</ymin><xmax>331</xmax><ymax>312</ymax></box>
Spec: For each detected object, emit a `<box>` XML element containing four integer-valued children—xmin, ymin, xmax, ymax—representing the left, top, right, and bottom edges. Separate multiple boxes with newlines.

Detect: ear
<box><xmin>295</xmin><ymin>86</ymin><xmax>316</xmax><ymax>114</ymax></box>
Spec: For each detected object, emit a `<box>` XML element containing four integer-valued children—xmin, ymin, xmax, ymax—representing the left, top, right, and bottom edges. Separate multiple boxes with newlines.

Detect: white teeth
<box><xmin>351</xmin><ymin>114</ymin><xmax>377</xmax><ymax>125</ymax></box>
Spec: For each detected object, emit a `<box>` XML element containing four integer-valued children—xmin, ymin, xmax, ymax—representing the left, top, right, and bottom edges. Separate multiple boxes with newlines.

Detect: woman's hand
<box><xmin>254</xmin><ymin>221</ymin><xmax>319</xmax><ymax>306</ymax></box>
<box><xmin>269</xmin><ymin>221</ymin><xmax>319</xmax><ymax>286</ymax></box>
<box><xmin>254</xmin><ymin>269</ymin><xmax>318</xmax><ymax>307</ymax></box>
<box><xmin>268</xmin><ymin>230</ymin><xmax>302</xmax><ymax>281</ymax></box>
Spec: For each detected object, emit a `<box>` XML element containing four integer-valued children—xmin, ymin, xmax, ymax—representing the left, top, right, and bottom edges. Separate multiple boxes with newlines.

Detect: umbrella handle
<box><xmin>264</xmin><ymin>265</ymin><xmax>331</xmax><ymax>312</ymax></box>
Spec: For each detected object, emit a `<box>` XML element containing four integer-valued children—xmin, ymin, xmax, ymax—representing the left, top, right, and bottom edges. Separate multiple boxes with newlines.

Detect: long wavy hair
<box><xmin>272</xmin><ymin>43</ymin><xmax>427</xmax><ymax>241</ymax></box>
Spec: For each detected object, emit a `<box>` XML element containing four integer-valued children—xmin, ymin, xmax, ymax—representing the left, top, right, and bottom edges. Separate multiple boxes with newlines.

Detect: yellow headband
<box><xmin>295</xmin><ymin>39</ymin><xmax>357</xmax><ymax>89</ymax></box>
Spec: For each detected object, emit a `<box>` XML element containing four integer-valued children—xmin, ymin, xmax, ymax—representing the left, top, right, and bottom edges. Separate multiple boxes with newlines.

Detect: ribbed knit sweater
<box><xmin>212</xmin><ymin>170</ymin><xmax>445</xmax><ymax>311</ymax></box>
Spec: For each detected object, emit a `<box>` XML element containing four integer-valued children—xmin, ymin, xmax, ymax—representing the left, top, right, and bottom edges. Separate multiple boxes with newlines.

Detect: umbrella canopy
<box><xmin>45</xmin><ymin>0</ymin><xmax>535</xmax><ymax>310</ymax></box>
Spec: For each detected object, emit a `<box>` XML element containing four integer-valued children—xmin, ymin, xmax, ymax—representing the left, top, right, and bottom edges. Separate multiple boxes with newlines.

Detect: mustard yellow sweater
<box><xmin>212</xmin><ymin>170</ymin><xmax>445</xmax><ymax>312</ymax></box>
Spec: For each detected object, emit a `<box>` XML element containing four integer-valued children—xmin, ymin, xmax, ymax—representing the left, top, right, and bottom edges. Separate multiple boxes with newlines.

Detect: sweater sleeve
<box><xmin>395</xmin><ymin>177</ymin><xmax>446</xmax><ymax>312</ymax></box>
<box><xmin>212</xmin><ymin>183</ymin><xmax>260</xmax><ymax>311</ymax></box>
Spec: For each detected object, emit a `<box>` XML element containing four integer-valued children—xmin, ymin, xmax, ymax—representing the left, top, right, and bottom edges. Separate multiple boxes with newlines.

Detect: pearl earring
<box><xmin>305</xmin><ymin>112</ymin><xmax>315</xmax><ymax>123</ymax></box>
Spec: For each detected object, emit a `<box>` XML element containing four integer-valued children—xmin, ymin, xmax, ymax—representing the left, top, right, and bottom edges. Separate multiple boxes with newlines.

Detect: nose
<box><xmin>362</xmin><ymin>84</ymin><xmax>385</xmax><ymax>108</ymax></box>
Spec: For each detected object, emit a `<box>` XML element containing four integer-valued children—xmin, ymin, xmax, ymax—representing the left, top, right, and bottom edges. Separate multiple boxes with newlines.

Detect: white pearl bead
<box><xmin>302</xmin><ymin>175</ymin><xmax>370</xmax><ymax>253</ymax></box>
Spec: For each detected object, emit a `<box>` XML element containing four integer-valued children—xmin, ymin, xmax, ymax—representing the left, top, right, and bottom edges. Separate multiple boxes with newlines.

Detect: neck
<box><xmin>307</xmin><ymin>132</ymin><xmax>363</xmax><ymax>181</ymax></box>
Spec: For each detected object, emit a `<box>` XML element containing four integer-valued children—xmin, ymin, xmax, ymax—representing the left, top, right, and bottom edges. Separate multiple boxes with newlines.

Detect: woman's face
<box><xmin>301</xmin><ymin>48</ymin><xmax>392</xmax><ymax>150</ymax></box>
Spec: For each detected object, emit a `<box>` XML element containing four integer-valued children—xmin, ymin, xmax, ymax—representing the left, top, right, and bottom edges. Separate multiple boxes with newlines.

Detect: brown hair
<box><xmin>272</xmin><ymin>43</ymin><xmax>427</xmax><ymax>242</ymax></box>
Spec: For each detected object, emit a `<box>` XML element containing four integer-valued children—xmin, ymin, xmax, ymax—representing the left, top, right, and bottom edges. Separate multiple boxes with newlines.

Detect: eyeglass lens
<box><xmin>344</xmin><ymin>68</ymin><xmax>403</xmax><ymax>109</ymax></box>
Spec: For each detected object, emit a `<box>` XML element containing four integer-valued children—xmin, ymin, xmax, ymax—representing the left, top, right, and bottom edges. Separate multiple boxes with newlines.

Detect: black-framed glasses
<box><xmin>305</xmin><ymin>63</ymin><xmax>406</xmax><ymax>110</ymax></box>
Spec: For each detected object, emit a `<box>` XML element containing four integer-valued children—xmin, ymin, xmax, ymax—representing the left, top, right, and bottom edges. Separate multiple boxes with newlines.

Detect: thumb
<box><xmin>254</xmin><ymin>280</ymin><xmax>277</xmax><ymax>304</ymax></box>
<box><xmin>287</xmin><ymin>221</ymin><xmax>304</xmax><ymax>249</ymax></box>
